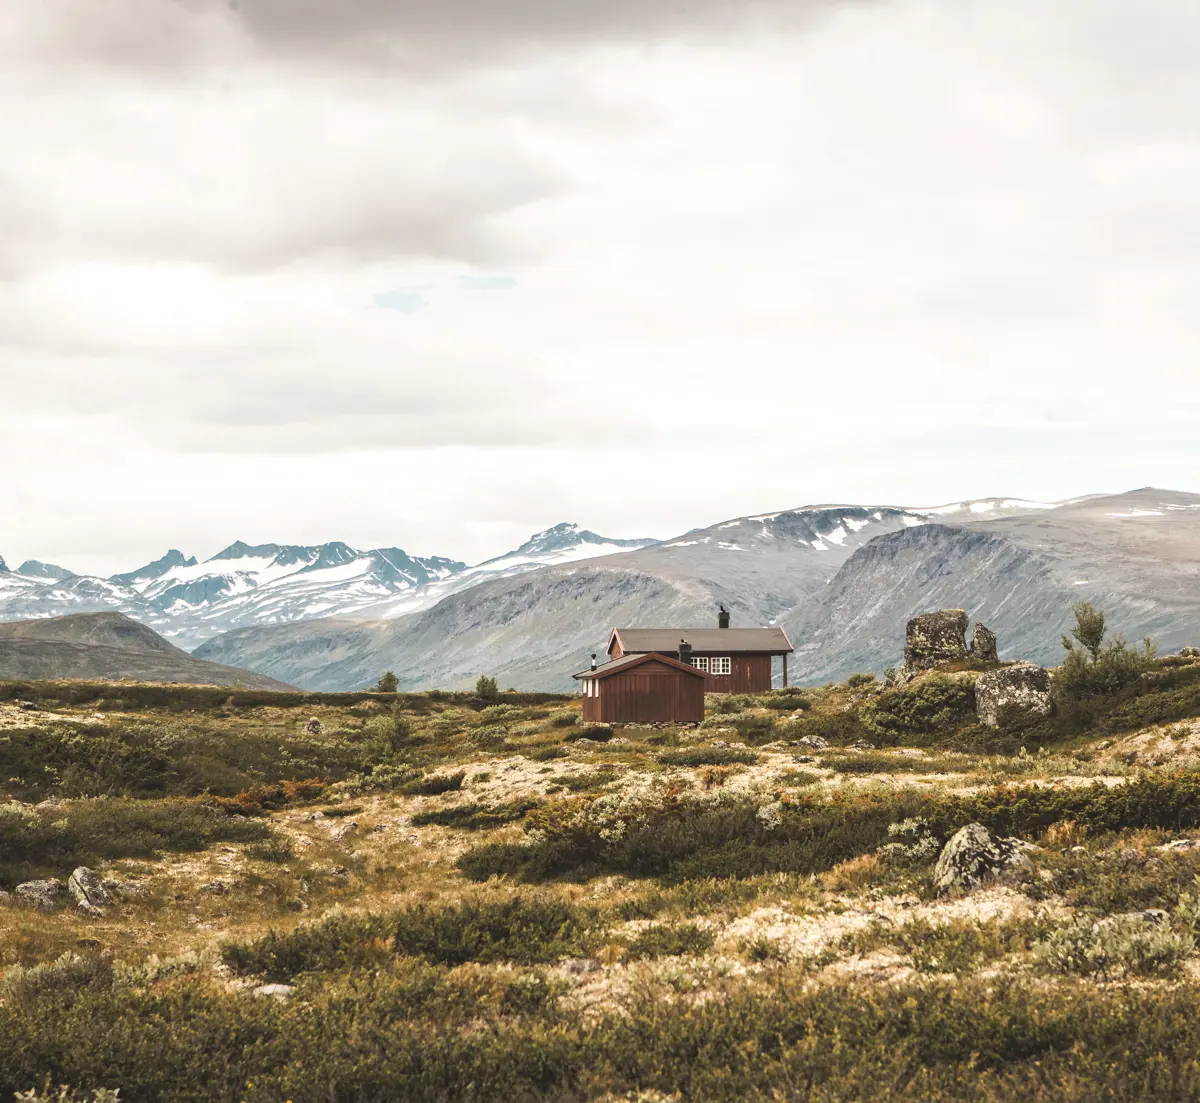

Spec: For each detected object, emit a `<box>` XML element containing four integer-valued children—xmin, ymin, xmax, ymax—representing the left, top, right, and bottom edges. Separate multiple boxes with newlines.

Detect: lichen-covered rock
<box><xmin>932</xmin><ymin>823</ymin><xmax>1030</xmax><ymax>894</ymax></box>
<box><xmin>15</xmin><ymin>879</ymin><xmax>68</xmax><ymax>910</ymax></box>
<box><xmin>1181</xmin><ymin>646</ymin><xmax>1200</xmax><ymax>659</ymax></box>
<box><xmin>975</xmin><ymin>661</ymin><xmax>1052</xmax><ymax>727</ymax></box>
<box><xmin>69</xmin><ymin>866</ymin><xmax>113</xmax><ymax>909</ymax></box>
<box><xmin>970</xmin><ymin>622</ymin><xmax>998</xmax><ymax>662</ymax></box>
<box><xmin>903</xmin><ymin>609</ymin><xmax>969</xmax><ymax>672</ymax></box>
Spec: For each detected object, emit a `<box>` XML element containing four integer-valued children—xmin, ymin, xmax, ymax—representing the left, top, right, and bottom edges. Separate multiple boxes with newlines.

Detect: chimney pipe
<box><xmin>718</xmin><ymin>604</ymin><xmax>730</xmax><ymax>629</ymax></box>
<box><xmin>590</xmin><ymin>653</ymin><xmax>597</xmax><ymax>670</ymax></box>
<box><xmin>678</xmin><ymin>638</ymin><xmax>693</xmax><ymax>666</ymax></box>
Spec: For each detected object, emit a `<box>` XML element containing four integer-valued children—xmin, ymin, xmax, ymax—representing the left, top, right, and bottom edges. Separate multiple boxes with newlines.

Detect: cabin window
<box><xmin>710</xmin><ymin>656</ymin><xmax>732</xmax><ymax>676</ymax></box>
<box><xmin>690</xmin><ymin>656</ymin><xmax>710</xmax><ymax>672</ymax></box>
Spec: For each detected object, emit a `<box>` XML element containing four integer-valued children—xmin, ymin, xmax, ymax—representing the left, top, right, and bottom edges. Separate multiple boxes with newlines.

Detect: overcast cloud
<box><xmin>1</xmin><ymin>0</ymin><xmax>1198</xmax><ymax>575</ymax></box>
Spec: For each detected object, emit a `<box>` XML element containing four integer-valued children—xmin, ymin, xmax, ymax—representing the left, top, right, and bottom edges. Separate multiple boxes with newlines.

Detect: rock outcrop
<box><xmin>932</xmin><ymin>823</ymin><xmax>1030</xmax><ymax>894</ymax></box>
<box><xmin>15</xmin><ymin>879</ymin><xmax>68</xmax><ymax>910</ymax></box>
<box><xmin>68</xmin><ymin>866</ymin><xmax>113</xmax><ymax>911</ymax></box>
<box><xmin>903</xmin><ymin>609</ymin><xmax>969</xmax><ymax>672</ymax></box>
<box><xmin>975</xmin><ymin>662</ymin><xmax>1052</xmax><ymax>727</ymax></box>
<box><xmin>970</xmin><ymin>622</ymin><xmax>998</xmax><ymax>662</ymax></box>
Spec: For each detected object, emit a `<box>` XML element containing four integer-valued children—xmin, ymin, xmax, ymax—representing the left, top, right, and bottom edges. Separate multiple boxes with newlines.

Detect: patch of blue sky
<box><xmin>373</xmin><ymin>286</ymin><xmax>433</xmax><ymax>313</ymax></box>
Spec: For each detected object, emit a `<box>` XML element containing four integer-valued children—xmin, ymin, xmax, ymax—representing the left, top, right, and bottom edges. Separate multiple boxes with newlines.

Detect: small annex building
<box><xmin>606</xmin><ymin>608</ymin><xmax>794</xmax><ymax>694</ymax></box>
<box><xmin>573</xmin><ymin>651</ymin><xmax>707</xmax><ymax>725</ymax></box>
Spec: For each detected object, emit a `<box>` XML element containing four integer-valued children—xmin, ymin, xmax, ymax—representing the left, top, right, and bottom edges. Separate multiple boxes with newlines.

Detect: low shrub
<box><xmin>245</xmin><ymin>837</ymin><xmax>296</xmax><ymax>863</ymax></box>
<box><xmin>861</xmin><ymin>675</ymin><xmax>977</xmax><ymax>744</ymax></box>
<box><xmin>459</xmin><ymin>787</ymin><xmax>928</xmax><ymax>884</ymax></box>
<box><xmin>565</xmin><ymin>725</ymin><xmax>614</xmax><ymax>743</ymax></box>
<box><xmin>549</xmin><ymin>713</ymin><xmax>579</xmax><ymax>729</ymax></box>
<box><xmin>401</xmin><ymin>771</ymin><xmax>466</xmax><ymax>796</ymax></box>
<box><xmin>622</xmin><ymin>922</ymin><xmax>714</xmax><ymax>959</ymax></box>
<box><xmin>410</xmin><ymin>800</ymin><xmax>541</xmax><ymax>831</ymax></box>
<box><xmin>658</xmin><ymin>746</ymin><xmax>758</xmax><ymax>768</ymax></box>
<box><xmin>0</xmin><ymin>798</ymin><xmax>269</xmax><ymax>888</ymax></box>
<box><xmin>1035</xmin><ymin>914</ymin><xmax>1194</xmax><ymax>978</ymax></box>
<box><xmin>847</xmin><ymin>673</ymin><xmax>877</xmax><ymax>689</ymax></box>
<box><xmin>760</xmin><ymin>695</ymin><xmax>811</xmax><ymax>711</ymax></box>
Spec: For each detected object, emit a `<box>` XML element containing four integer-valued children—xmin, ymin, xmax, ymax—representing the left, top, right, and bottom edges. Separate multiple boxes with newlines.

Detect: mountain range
<box><xmin>3</xmin><ymin>489</ymin><xmax>1197</xmax><ymax>692</ymax></box>
<box><xmin>0</xmin><ymin>523</ymin><xmax>655</xmax><ymax>649</ymax></box>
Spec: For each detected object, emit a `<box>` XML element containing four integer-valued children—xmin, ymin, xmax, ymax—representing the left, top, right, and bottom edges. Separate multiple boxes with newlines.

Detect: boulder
<box><xmin>970</xmin><ymin>622</ymin><xmax>999</xmax><ymax>662</ymax></box>
<box><xmin>903</xmin><ymin>609</ymin><xmax>969</xmax><ymax>672</ymax></box>
<box><xmin>932</xmin><ymin>823</ymin><xmax>1030</xmax><ymax>894</ymax></box>
<box><xmin>975</xmin><ymin>662</ymin><xmax>1052</xmax><ymax>727</ymax></box>
<box><xmin>1180</xmin><ymin>646</ymin><xmax>1199</xmax><ymax>659</ymax></box>
<box><xmin>68</xmin><ymin>866</ymin><xmax>113</xmax><ymax>909</ymax></box>
<box><xmin>306</xmin><ymin>717</ymin><xmax>323</xmax><ymax>734</ymax></box>
<box><xmin>0</xmin><ymin>890</ymin><xmax>11</xmax><ymax>907</ymax></box>
<box><xmin>252</xmin><ymin>983</ymin><xmax>296</xmax><ymax>1000</ymax></box>
<box><xmin>15</xmin><ymin>879</ymin><xmax>68</xmax><ymax>910</ymax></box>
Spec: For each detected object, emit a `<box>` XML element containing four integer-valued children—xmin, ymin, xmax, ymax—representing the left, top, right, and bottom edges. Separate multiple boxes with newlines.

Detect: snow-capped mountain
<box><xmin>0</xmin><ymin>524</ymin><xmax>656</xmax><ymax>648</ymax></box>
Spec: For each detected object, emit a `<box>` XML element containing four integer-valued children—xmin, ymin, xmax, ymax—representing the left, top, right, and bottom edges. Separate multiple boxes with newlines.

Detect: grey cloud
<box><xmin>5</xmin><ymin>0</ymin><xmax>842</xmax><ymax>72</ymax></box>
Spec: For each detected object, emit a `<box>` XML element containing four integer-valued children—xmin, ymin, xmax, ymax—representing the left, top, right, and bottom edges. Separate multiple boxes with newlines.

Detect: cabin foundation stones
<box><xmin>975</xmin><ymin>661</ymin><xmax>1053</xmax><ymax>727</ymax></box>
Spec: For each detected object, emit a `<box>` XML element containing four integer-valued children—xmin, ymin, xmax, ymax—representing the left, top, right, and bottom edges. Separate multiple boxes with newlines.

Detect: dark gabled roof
<box><xmin>608</xmin><ymin>626</ymin><xmax>793</xmax><ymax>655</ymax></box>
<box><xmin>573</xmin><ymin>651</ymin><xmax>708</xmax><ymax>681</ymax></box>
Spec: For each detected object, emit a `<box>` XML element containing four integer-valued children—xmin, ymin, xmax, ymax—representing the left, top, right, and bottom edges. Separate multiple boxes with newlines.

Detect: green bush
<box><xmin>0</xmin><ymin>798</ymin><xmax>269</xmax><ymax>888</ymax></box>
<box><xmin>622</xmin><ymin>922</ymin><xmax>714</xmax><ymax>959</ymax></box>
<box><xmin>657</xmin><ymin>747</ymin><xmax>758</xmax><ymax>768</ymax></box>
<box><xmin>459</xmin><ymin>788</ymin><xmax>926</xmax><ymax>885</ymax></box>
<box><xmin>549</xmin><ymin>713</ymin><xmax>579</xmax><ymax>729</ymax></box>
<box><xmin>374</xmin><ymin>671</ymin><xmax>400</xmax><ymax>693</ymax></box>
<box><xmin>1035</xmin><ymin>914</ymin><xmax>1194</xmax><ymax>978</ymax></box>
<box><xmin>565</xmin><ymin>725</ymin><xmax>613</xmax><ymax>743</ymax></box>
<box><xmin>13</xmin><ymin>963</ymin><xmax>1200</xmax><ymax>1100</ymax></box>
<box><xmin>401</xmin><ymin>771</ymin><xmax>466</xmax><ymax>796</ymax></box>
<box><xmin>847</xmin><ymin>673</ymin><xmax>877</xmax><ymax>688</ymax></box>
<box><xmin>410</xmin><ymin>800</ymin><xmax>541</xmax><ymax>831</ymax></box>
<box><xmin>761</xmin><ymin>695</ymin><xmax>811</xmax><ymax>711</ymax></box>
<box><xmin>861</xmin><ymin>675</ymin><xmax>977</xmax><ymax>744</ymax></box>
<box><xmin>475</xmin><ymin>676</ymin><xmax>500</xmax><ymax>702</ymax></box>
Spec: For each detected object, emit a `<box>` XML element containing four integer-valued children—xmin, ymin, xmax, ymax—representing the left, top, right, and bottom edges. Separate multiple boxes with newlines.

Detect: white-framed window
<box><xmin>690</xmin><ymin>656</ymin><xmax>710</xmax><ymax>672</ymax></box>
<box><xmin>710</xmin><ymin>656</ymin><xmax>732</xmax><ymax>676</ymax></box>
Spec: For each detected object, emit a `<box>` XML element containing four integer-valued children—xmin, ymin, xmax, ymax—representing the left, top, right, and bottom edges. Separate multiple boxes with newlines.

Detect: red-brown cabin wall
<box><xmin>695</xmin><ymin>653</ymin><xmax>773</xmax><ymax>694</ymax></box>
<box><xmin>587</xmin><ymin>661</ymin><xmax>705</xmax><ymax>724</ymax></box>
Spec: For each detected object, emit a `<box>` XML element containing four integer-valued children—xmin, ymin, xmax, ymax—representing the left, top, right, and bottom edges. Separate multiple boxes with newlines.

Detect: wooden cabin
<box><xmin>573</xmin><ymin>652</ymin><xmax>707</xmax><ymax>724</ymax></box>
<box><xmin>606</xmin><ymin>610</ymin><xmax>794</xmax><ymax>694</ymax></box>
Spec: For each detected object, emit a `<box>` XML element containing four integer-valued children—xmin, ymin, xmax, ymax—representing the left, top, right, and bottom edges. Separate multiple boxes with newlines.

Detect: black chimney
<box><xmin>590</xmin><ymin>653</ymin><xmax>597</xmax><ymax>670</ymax></box>
<box><xmin>718</xmin><ymin>604</ymin><xmax>730</xmax><ymax>629</ymax></box>
<box><xmin>678</xmin><ymin>638</ymin><xmax>693</xmax><ymax>665</ymax></box>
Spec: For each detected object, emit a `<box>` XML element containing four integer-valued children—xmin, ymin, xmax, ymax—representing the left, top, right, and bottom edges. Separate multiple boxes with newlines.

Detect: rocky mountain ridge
<box><xmin>193</xmin><ymin>489</ymin><xmax>1200</xmax><ymax>692</ymax></box>
<box><xmin>0</xmin><ymin>523</ymin><xmax>655</xmax><ymax>649</ymax></box>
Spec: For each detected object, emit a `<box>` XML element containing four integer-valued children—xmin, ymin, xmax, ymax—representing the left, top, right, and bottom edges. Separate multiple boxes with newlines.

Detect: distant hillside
<box><xmin>0</xmin><ymin>612</ymin><xmax>294</xmax><ymax>689</ymax></box>
<box><xmin>781</xmin><ymin>488</ymin><xmax>1200</xmax><ymax>682</ymax></box>
<box><xmin>196</xmin><ymin>489</ymin><xmax>1200</xmax><ymax>692</ymax></box>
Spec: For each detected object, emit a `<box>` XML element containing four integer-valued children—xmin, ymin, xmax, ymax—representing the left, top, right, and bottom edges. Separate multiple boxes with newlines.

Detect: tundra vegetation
<box><xmin>3</xmin><ymin>610</ymin><xmax>1200</xmax><ymax>1101</ymax></box>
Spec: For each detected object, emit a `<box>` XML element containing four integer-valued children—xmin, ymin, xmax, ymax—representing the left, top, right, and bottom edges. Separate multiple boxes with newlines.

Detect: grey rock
<box><xmin>794</xmin><ymin>735</ymin><xmax>829</xmax><ymax>751</ymax></box>
<box><xmin>1181</xmin><ymin>646</ymin><xmax>1199</xmax><ymax>658</ymax></box>
<box><xmin>252</xmin><ymin>983</ymin><xmax>296</xmax><ymax>999</ymax></box>
<box><xmin>0</xmin><ymin>890</ymin><xmax>12</xmax><ymax>907</ymax></box>
<box><xmin>69</xmin><ymin>866</ymin><xmax>113</xmax><ymax>909</ymax></box>
<box><xmin>329</xmin><ymin>821</ymin><xmax>359</xmax><ymax>842</ymax></box>
<box><xmin>904</xmin><ymin>609</ymin><xmax>969</xmax><ymax>673</ymax></box>
<box><xmin>200</xmin><ymin>880</ymin><xmax>229</xmax><ymax>895</ymax></box>
<box><xmin>933</xmin><ymin>823</ymin><xmax>1030</xmax><ymax>894</ymax></box>
<box><xmin>305</xmin><ymin>717</ymin><xmax>323</xmax><ymax>734</ymax></box>
<box><xmin>970</xmin><ymin>622</ymin><xmax>999</xmax><ymax>662</ymax></box>
<box><xmin>1159</xmin><ymin>838</ymin><xmax>1200</xmax><ymax>852</ymax></box>
<box><xmin>15</xmin><ymin>878</ymin><xmax>68</xmax><ymax>910</ymax></box>
<box><xmin>975</xmin><ymin>661</ymin><xmax>1052</xmax><ymax>727</ymax></box>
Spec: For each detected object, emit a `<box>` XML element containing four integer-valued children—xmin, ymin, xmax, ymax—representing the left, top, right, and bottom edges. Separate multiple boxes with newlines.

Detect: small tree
<box><xmin>475</xmin><ymin>675</ymin><xmax>499</xmax><ymax>701</ymax></box>
<box><xmin>1056</xmin><ymin>602</ymin><xmax>1155</xmax><ymax>704</ymax></box>
<box><xmin>375</xmin><ymin>671</ymin><xmax>399</xmax><ymax>693</ymax></box>
<box><xmin>1063</xmin><ymin>602</ymin><xmax>1107</xmax><ymax>660</ymax></box>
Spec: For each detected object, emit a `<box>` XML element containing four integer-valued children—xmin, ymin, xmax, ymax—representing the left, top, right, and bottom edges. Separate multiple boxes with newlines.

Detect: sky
<box><xmin>2</xmin><ymin>0</ymin><xmax>1198</xmax><ymax>577</ymax></box>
